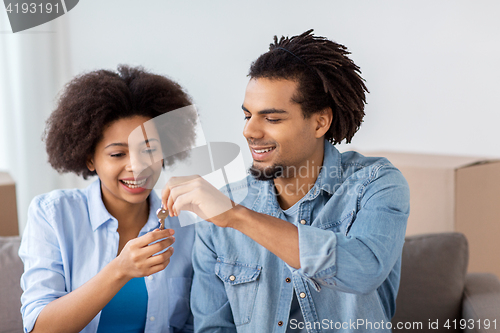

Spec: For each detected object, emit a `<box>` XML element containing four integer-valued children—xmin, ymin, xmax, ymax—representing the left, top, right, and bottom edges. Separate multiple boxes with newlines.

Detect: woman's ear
<box><xmin>86</xmin><ymin>156</ymin><xmax>95</xmax><ymax>172</ymax></box>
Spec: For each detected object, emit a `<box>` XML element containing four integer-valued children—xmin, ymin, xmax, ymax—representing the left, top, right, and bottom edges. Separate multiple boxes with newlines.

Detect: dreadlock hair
<box><xmin>248</xmin><ymin>29</ymin><xmax>368</xmax><ymax>144</ymax></box>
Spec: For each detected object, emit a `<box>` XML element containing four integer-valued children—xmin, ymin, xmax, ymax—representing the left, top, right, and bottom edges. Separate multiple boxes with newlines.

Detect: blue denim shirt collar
<box><xmin>259</xmin><ymin>140</ymin><xmax>343</xmax><ymax>216</ymax></box>
<box><xmin>312</xmin><ymin>139</ymin><xmax>343</xmax><ymax>196</ymax></box>
<box><xmin>87</xmin><ymin>178</ymin><xmax>162</xmax><ymax>232</ymax></box>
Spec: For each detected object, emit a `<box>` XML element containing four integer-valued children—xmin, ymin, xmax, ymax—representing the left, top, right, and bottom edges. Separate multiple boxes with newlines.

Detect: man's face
<box><xmin>242</xmin><ymin>78</ymin><xmax>322</xmax><ymax>181</ymax></box>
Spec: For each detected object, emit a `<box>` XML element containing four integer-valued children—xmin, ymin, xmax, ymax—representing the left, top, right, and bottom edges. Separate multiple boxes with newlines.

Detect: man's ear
<box><xmin>315</xmin><ymin>107</ymin><xmax>333</xmax><ymax>138</ymax></box>
<box><xmin>86</xmin><ymin>156</ymin><xmax>95</xmax><ymax>172</ymax></box>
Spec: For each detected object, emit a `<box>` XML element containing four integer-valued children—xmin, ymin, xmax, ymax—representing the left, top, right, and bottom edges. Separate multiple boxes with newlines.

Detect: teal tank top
<box><xmin>96</xmin><ymin>277</ymin><xmax>148</xmax><ymax>333</ymax></box>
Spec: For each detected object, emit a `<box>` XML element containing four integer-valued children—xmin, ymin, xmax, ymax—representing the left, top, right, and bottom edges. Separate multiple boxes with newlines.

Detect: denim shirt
<box><xmin>191</xmin><ymin>141</ymin><xmax>410</xmax><ymax>333</ymax></box>
<box><xmin>19</xmin><ymin>179</ymin><xmax>194</xmax><ymax>333</ymax></box>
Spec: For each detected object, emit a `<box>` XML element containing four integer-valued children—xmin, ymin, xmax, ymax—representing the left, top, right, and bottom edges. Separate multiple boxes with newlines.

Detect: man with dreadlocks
<box><xmin>161</xmin><ymin>30</ymin><xmax>410</xmax><ymax>332</ymax></box>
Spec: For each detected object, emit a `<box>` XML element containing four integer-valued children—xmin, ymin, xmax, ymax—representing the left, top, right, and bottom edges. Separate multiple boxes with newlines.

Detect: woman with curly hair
<box><xmin>19</xmin><ymin>65</ymin><xmax>197</xmax><ymax>333</ymax></box>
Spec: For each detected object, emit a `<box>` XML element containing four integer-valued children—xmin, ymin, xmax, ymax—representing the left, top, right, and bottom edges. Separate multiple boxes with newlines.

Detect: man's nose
<box><xmin>243</xmin><ymin>117</ymin><xmax>263</xmax><ymax>140</ymax></box>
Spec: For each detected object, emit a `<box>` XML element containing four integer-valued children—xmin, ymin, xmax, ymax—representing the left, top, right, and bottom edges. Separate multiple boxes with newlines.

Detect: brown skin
<box><xmin>162</xmin><ymin>78</ymin><xmax>332</xmax><ymax>269</ymax></box>
<box><xmin>87</xmin><ymin>116</ymin><xmax>164</xmax><ymax>252</ymax></box>
<box><xmin>32</xmin><ymin>116</ymin><xmax>176</xmax><ymax>333</ymax></box>
<box><xmin>243</xmin><ymin>78</ymin><xmax>331</xmax><ymax>209</ymax></box>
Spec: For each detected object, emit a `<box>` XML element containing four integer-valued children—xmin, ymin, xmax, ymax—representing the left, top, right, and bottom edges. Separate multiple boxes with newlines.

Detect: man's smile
<box><xmin>250</xmin><ymin>145</ymin><xmax>276</xmax><ymax>161</ymax></box>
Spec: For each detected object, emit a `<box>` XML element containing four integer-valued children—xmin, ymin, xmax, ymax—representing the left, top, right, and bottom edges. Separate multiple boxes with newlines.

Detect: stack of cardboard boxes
<box><xmin>0</xmin><ymin>172</ymin><xmax>19</xmax><ymax>236</ymax></box>
<box><xmin>364</xmin><ymin>151</ymin><xmax>500</xmax><ymax>278</ymax></box>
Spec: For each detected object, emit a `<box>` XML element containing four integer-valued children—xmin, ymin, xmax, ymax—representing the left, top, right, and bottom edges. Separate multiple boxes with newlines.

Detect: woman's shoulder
<box><xmin>29</xmin><ymin>181</ymin><xmax>97</xmax><ymax>217</ymax></box>
<box><xmin>32</xmin><ymin>188</ymin><xmax>87</xmax><ymax>210</ymax></box>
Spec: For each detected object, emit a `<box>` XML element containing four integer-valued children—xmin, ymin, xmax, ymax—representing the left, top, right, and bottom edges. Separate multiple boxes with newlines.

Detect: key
<box><xmin>156</xmin><ymin>207</ymin><xmax>169</xmax><ymax>230</ymax></box>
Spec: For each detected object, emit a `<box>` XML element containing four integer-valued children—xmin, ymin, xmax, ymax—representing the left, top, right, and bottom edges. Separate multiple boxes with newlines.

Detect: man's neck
<box><xmin>274</xmin><ymin>142</ymin><xmax>325</xmax><ymax>210</ymax></box>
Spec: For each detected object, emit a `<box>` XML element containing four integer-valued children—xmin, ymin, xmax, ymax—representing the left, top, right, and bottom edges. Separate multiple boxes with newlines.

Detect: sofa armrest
<box><xmin>0</xmin><ymin>236</ymin><xmax>24</xmax><ymax>332</ymax></box>
<box><xmin>462</xmin><ymin>273</ymin><xmax>500</xmax><ymax>333</ymax></box>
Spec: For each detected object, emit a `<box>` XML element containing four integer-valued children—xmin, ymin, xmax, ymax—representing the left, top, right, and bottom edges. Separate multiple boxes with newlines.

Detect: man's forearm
<box><xmin>228</xmin><ymin>205</ymin><xmax>301</xmax><ymax>269</ymax></box>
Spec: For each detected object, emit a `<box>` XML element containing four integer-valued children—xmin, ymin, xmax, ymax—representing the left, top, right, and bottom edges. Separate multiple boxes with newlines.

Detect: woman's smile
<box><xmin>119</xmin><ymin>176</ymin><xmax>150</xmax><ymax>193</ymax></box>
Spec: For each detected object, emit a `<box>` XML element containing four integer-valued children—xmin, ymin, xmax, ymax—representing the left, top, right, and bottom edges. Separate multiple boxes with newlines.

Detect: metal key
<box><xmin>156</xmin><ymin>207</ymin><xmax>169</xmax><ymax>230</ymax></box>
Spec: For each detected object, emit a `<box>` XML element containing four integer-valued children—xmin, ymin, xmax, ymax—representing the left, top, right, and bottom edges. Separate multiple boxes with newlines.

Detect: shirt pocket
<box><xmin>319</xmin><ymin>209</ymin><xmax>356</xmax><ymax>235</ymax></box>
<box><xmin>215</xmin><ymin>259</ymin><xmax>262</xmax><ymax>326</ymax></box>
<box><xmin>167</xmin><ymin>277</ymin><xmax>192</xmax><ymax>329</ymax></box>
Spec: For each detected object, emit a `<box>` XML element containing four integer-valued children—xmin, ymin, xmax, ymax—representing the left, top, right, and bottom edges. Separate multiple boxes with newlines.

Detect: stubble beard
<box><xmin>248</xmin><ymin>162</ymin><xmax>285</xmax><ymax>181</ymax></box>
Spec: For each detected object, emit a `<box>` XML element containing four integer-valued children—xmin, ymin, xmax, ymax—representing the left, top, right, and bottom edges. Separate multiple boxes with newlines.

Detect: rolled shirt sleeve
<box><xmin>19</xmin><ymin>197</ymin><xmax>68</xmax><ymax>333</ymax></box>
<box><xmin>291</xmin><ymin>164</ymin><xmax>410</xmax><ymax>294</ymax></box>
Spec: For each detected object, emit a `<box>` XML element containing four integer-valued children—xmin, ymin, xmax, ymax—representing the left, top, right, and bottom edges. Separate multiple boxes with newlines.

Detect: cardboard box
<box><xmin>363</xmin><ymin>151</ymin><xmax>500</xmax><ymax>277</ymax></box>
<box><xmin>0</xmin><ymin>172</ymin><xmax>19</xmax><ymax>236</ymax></box>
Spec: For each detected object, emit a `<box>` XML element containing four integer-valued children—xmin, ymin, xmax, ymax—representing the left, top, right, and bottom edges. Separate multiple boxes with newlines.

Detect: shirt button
<box><xmin>278</xmin><ymin>321</ymin><xmax>284</xmax><ymax>326</ymax></box>
<box><xmin>229</xmin><ymin>275</ymin><xmax>236</xmax><ymax>281</ymax></box>
<box><xmin>300</xmin><ymin>219</ymin><xmax>307</xmax><ymax>225</ymax></box>
<box><xmin>299</xmin><ymin>292</ymin><xmax>306</xmax><ymax>298</ymax></box>
<box><xmin>285</xmin><ymin>277</ymin><xmax>291</xmax><ymax>283</ymax></box>
<box><xmin>149</xmin><ymin>316</ymin><xmax>155</xmax><ymax>321</ymax></box>
<box><xmin>147</xmin><ymin>276</ymin><xmax>153</xmax><ymax>281</ymax></box>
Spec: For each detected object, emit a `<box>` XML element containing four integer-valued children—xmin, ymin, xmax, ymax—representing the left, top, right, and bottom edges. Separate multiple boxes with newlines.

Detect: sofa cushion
<box><xmin>0</xmin><ymin>236</ymin><xmax>24</xmax><ymax>333</ymax></box>
<box><xmin>392</xmin><ymin>232</ymin><xmax>468</xmax><ymax>332</ymax></box>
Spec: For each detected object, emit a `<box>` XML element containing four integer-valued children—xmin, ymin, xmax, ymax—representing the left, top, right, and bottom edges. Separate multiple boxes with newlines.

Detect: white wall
<box><xmin>2</xmin><ymin>0</ymin><xmax>500</xmax><ymax>231</ymax></box>
<box><xmin>65</xmin><ymin>0</ymin><xmax>500</xmax><ymax>163</ymax></box>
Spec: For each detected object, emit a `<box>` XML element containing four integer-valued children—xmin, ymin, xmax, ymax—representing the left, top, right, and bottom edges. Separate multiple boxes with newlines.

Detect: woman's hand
<box><xmin>113</xmin><ymin>228</ymin><xmax>175</xmax><ymax>280</ymax></box>
<box><xmin>30</xmin><ymin>228</ymin><xmax>176</xmax><ymax>333</ymax></box>
<box><xmin>161</xmin><ymin>175</ymin><xmax>236</xmax><ymax>228</ymax></box>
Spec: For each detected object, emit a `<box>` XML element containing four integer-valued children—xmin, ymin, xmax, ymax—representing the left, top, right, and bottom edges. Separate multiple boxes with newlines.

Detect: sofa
<box><xmin>0</xmin><ymin>236</ymin><xmax>23</xmax><ymax>333</ymax></box>
<box><xmin>392</xmin><ymin>232</ymin><xmax>500</xmax><ymax>332</ymax></box>
<box><xmin>1</xmin><ymin>233</ymin><xmax>499</xmax><ymax>333</ymax></box>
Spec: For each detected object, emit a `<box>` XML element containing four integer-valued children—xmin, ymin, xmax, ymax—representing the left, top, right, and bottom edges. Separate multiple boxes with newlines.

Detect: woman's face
<box><xmin>87</xmin><ymin>115</ymin><xmax>163</xmax><ymax>207</ymax></box>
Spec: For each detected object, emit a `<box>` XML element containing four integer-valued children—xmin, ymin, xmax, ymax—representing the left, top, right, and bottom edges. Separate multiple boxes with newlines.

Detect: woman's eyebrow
<box><xmin>104</xmin><ymin>138</ymin><xmax>160</xmax><ymax>150</ymax></box>
<box><xmin>140</xmin><ymin>138</ymin><xmax>159</xmax><ymax>147</ymax></box>
<box><xmin>104</xmin><ymin>142</ymin><xmax>128</xmax><ymax>149</ymax></box>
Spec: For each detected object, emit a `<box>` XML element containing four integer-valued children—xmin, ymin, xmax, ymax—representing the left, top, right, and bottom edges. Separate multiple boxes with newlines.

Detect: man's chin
<box><xmin>249</xmin><ymin>164</ymin><xmax>284</xmax><ymax>181</ymax></box>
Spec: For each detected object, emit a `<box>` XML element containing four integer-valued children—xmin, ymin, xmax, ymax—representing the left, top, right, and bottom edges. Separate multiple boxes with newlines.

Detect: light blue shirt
<box><xmin>191</xmin><ymin>141</ymin><xmax>410</xmax><ymax>333</ymax></box>
<box><xmin>19</xmin><ymin>179</ymin><xmax>194</xmax><ymax>333</ymax></box>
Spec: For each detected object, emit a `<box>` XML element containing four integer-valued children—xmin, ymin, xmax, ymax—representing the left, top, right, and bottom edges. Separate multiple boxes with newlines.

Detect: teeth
<box><xmin>254</xmin><ymin>147</ymin><xmax>275</xmax><ymax>154</ymax></box>
<box><xmin>121</xmin><ymin>178</ymin><xmax>147</xmax><ymax>188</ymax></box>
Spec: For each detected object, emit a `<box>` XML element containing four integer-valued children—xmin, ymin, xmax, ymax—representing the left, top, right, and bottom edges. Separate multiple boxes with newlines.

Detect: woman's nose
<box><xmin>125</xmin><ymin>151</ymin><xmax>152</xmax><ymax>176</ymax></box>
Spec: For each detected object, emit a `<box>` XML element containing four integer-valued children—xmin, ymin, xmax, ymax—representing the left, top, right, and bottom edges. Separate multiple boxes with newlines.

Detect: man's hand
<box><xmin>163</xmin><ymin>175</ymin><xmax>301</xmax><ymax>268</ymax></box>
<box><xmin>161</xmin><ymin>175</ymin><xmax>236</xmax><ymax>227</ymax></box>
